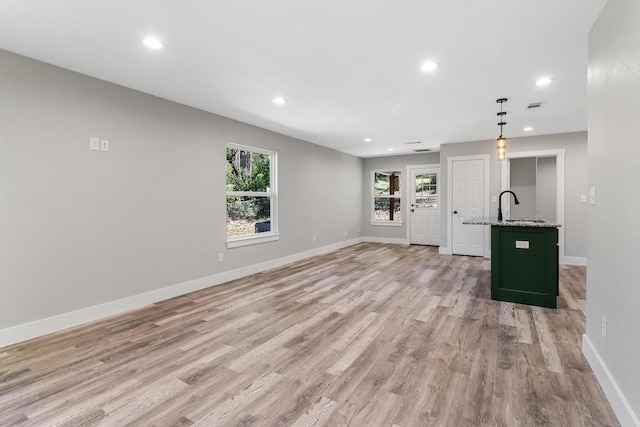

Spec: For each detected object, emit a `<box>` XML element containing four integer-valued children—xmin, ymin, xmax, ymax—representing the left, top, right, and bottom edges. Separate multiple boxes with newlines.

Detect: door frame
<box><xmin>445</xmin><ymin>154</ymin><xmax>491</xmax><ymax>257</ymax></box>
<box><xmin>500</xmin><ymin>149</ymin><xmax>566</xmax><ymax>264</ymax></box>
<box><xmin>406</xmin><ymin>163</ymin><xmax>440</xmax><ymax>246</ymax></box>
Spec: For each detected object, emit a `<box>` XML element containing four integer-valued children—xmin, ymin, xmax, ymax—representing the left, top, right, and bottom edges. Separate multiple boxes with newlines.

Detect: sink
<box><xmin>505</xmin><ymin>218</ymin><xmax>546</xmax><ymax>223</ymax></box>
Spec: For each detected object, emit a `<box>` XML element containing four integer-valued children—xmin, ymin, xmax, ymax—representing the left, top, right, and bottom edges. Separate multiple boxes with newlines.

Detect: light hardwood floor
<box><xmin>0</xmin><ymin>243</ymin><xmax>619</xmax><ymax>426</ymax></box>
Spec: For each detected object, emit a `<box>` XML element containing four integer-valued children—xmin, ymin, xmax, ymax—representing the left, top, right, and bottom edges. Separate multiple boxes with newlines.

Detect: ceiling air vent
<box><xmin>414</xmin><ymin>148</ymin><xmax>431</xmax><ymax>153</ymax></box>
<box><xmin>527</xmin><ymin>102</ymin><xmax>543</xmax><ymax>109</ymax></box>
<box><xmin>405</xmin><ymin>141</ymin><xmax>422</xmax><ymax>145</ymax></box>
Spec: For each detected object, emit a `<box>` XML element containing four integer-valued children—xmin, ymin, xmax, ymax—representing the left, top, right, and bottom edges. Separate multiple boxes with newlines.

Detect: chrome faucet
<box><xmin>497</xmin><ymin>190</ymin><xmax>520</xmax><ymax>221</ymax></box>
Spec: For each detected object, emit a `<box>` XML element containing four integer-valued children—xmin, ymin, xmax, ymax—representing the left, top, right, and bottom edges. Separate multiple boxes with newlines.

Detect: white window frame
<box><xmin>370</xmin><ymin>170</ymin><xmax>403</xmax><ymax>227</ymax></box>
<box><xmin>226</xmin><ymin>143</ymin><xmax>279</xmax><ymax>248</ymax></box>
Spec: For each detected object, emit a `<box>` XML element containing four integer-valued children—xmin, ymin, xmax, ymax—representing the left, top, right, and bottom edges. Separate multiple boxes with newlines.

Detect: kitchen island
<box><xmin>463</xmin><ymin>217</ymin><xmax>561</xmax><ymax>308</ymax></box>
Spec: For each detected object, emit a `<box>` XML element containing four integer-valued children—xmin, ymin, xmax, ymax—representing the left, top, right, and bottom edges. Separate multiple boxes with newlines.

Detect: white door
<box><xmin>452</xmin><ymin>159</ymin><xmax>484</xmax><ymax>256</ymax></box>
<box><xmin>409</xmin><ymin>167</ymin><xmax>440</xmax><ymax>245</ymax></box>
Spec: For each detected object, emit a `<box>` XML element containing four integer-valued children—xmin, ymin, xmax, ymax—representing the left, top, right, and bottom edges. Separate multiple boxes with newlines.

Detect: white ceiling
<box><xmin>0</xmin><ymin>0</ymin><xmax>607</xmax><ymax>158</ymax></box>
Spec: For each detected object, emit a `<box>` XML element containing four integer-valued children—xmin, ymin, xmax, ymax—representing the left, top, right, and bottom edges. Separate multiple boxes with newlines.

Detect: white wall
<box><xmin>0</xmin><ymin>50</ymin><xmax>362</xmax><ymax>341</ymax></box>
<box><xmin>585</xmin><ymin>0</ymin><xmax>640</xmax><ymax>424</ymax></box>
<box><xmin>439</xmin><ymin>132</ymin><xmax>588</xmax><ymax>259</ymax></box>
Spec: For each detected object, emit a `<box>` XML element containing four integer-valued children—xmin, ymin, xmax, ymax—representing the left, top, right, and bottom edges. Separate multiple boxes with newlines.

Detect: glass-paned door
<box><xmin>410</xmin><ymin>167</ymin><xmax>440</xmax><ymax>245</ymax></box>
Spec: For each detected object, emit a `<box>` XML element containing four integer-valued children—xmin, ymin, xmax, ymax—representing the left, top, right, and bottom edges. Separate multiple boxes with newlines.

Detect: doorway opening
<box><xmin>501</xmin><ymin>149</ymin><xmax>565</xmax><ymax>263</ymax></box>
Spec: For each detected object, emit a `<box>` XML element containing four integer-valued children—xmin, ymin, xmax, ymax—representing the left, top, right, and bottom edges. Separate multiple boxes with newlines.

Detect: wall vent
<box><xmin>414</xmin><ymin>148</ymin><xmax>431</xmax><ymax>152</ymax></box>
<box><xmin>527</xmin><ymin>102</ymin><xmax>543</xmax><ymax>109</ymax></box>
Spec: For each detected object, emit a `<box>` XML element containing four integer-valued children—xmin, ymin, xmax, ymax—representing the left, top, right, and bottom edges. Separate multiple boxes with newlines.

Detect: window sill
<box><xmin>370</xmin><ymin>221</ymin><xmax>403</xmax><ymax>227</ymax></box>
<box><xmin>227</xmin><ymin>233</ymin><xmax>280</xmax><ymax>248</ymax></box>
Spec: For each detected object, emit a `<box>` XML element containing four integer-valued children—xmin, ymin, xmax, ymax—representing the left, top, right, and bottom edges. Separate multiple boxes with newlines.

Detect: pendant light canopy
<box><xmin>496</xmin><ymin>98</ymin><xmax>508</xmax><ymax>161</ymax></box>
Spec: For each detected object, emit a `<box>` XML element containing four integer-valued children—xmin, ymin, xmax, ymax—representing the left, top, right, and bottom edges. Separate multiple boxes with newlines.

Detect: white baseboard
<box><xmin>583</xmin><ymin>334</ymin><xmax>640</xmax><ymax>427</ymax></box>
<box><xmin>0</xmin><ymin>238</ymin><xmax>363</xmax><ymax>348</ymax></box>
<box><xmin>362</xmin><ymin>236</ymin><xmax>409</xmax><ymax>245</ymax></box>
<box><xmin>562</xmin><ymin>256</ymin><xmax>587</xmax><ymax>266</ymax></box>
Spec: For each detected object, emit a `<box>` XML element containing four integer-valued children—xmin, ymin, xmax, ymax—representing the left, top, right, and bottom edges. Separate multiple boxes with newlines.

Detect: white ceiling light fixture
<box><xmin>523</xmin><ymin>126</ymin><xmax>533</xmax><ymax>132</ymax></box>
<box><xmin>387</xmin><ymin>148</ymin><xmax>394</xmax><ymax>151</ymax></box>
<box><xmin>364</xmin><ymin>137</ymin><xmax>372</xmax><ymax>142</ymax></box>
<box><xmin>536</xmin><ymin>76</ymin><xmax>552</xmax><ymax>86</ymax></box>
<box><xmin>421</xmin><ymin>61</ymin><xmax>438</xmax><ymax>72</ymax></box>
<box><xmin>143</xmin><ymin>37</ymin><xmax>164</xmax><ymax>49</ymax></box>
<box><xmin>272</xmin><ymin>97</ymin><xmax>287</xmax><ymax>105</ymax></box>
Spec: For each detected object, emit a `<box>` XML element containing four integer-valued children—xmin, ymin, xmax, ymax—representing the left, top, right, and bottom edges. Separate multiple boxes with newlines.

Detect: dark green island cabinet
<box><xmin>490</xmin><ymin>225</ymin><xmax>559</xmax><ymax>308</ymax></box>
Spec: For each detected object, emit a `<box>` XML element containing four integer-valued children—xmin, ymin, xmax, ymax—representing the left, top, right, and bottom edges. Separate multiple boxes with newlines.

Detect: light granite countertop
<box><xmin>462</xmin><ymin>216</ymin><xmax>562</xmax><ymax>228</ymax></box>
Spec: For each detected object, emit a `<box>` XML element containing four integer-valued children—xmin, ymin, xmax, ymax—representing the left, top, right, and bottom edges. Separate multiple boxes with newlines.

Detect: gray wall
<box><xmin>0</xmin><ymin>50</ymin><xmax>362</xmax><ymax>330</ymax></box>
<box><xmin>588</xmin><ymin>0</ymin><xmax>640</xmax><ymax>420</ymax></box>
<box><xmin>362</xmin><ymin>153</ymin><xmax>440</xmax><ymax>241</ymax></box>
<box><xmin>439</xmin><ymin>131</ymin><xmax>588</xmax><ymax>258</ymax></box>
<box><xmin>510</xmin><ymin>157</ymin><xmax>537</xmax><ymax>218</ymax></box>
<box><xmin>536</xmin><ymin>157</ymin><xmax>557</xmax><ymax>222</ymax></box>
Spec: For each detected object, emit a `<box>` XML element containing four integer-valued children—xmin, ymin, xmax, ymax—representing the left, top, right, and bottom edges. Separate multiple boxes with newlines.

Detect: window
<box><xmin>226</xmin><ymin>144</ymin><xmax>278</xmax><ymax>247</ymax></box>
<box><xmin>371</xmin><ymin>171</ymin><xmax>402</xmax><ymax>226</ymax></box>
<box><xmin>415</xmin><ymin>172</ymin><xmax>437</xmax><ymax>208</ymax></box>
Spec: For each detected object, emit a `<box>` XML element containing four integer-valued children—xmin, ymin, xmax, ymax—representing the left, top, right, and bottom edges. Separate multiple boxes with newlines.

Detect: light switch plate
<box><xmin>589</xmin><ymin>187</ymin><xmax>596</xmax><ymax>205</ymax></box>
<box><xmin>89</xmin><ymin>137</ymin><xmax>100</xmax><ymax>151</ymax></box>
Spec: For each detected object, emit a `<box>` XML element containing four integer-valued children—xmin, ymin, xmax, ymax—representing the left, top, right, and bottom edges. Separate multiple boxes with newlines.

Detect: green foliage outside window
<box><xmin>226</xmin><ymin>147</ymin><xmax>272</xmax><ymax>224</ymax></box>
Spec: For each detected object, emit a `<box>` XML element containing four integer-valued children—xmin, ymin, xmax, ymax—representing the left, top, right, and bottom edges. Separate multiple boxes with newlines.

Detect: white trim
<box><xmin>562</xmin><ymin>256</ymin><xmax>587</xmax><ymax>266</ymax></box>
<box><xmin>227</xmin><ymin>233</ymin><xmax>280</xmax><ymax>248</ymax></box>
<box><xmin>370</xmin><ymin>221</ymin><xmax>403</xmax><ymax>227</ymax></box>
<box><xmin>406</xmin><ymin>164</ymin><xmax>441</xmax><ymax>246</ymax></box>
<box><xmin>583</xmin><ymin>334</ymin><xmax>640</xmax><ymax>427</ymax></box>
<box><xmin>0</xmin><ymin>238</ymin><xmax>363</xmax><ymax>348</ymax></box>
<box><xmin>363</xmin><ymin>236</ymin><xmax>410</xmax><ymax>245</ymax></box>
<box><xmin>501</xmin><ymin>149</ymin><xmax>566</xmax><ymax>264</ymax></box>
<box><xmin>226</xmin><ymin>142</ymin><xmax>274</xmax><ymax>156</ymax></box>
<box><xmin>439</xmin><ymin>246</ymin><xmax>452</xmax><ymax>255</ymax></box>
<box><xmin>226</xmin><ymin>143</ymin><xmax>278</xmax><ymax>242</ymax></box>
<box><xmin>446</xmin><ymin>154</ymin><xmax>491</xmax><ymax>257</ymax></box>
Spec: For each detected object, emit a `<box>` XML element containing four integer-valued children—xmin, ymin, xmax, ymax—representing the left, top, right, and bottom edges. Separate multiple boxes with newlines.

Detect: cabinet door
<box><xmin>491</xmin><ymin>227</ymin><xmax>558</xmax><ymax>308</ymax></box>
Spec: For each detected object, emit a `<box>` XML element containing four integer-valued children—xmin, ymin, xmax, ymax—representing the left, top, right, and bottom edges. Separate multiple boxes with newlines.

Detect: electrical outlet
<box><xmin>601</xmin><ymin>316</ymin><xmax>607</xmax><ymax>340</ymax></box>
<box><xmin>100</xmin><ymin>139</ymin><xmax>110</xmax><ymax>151</ymax></box>
<box><xmin>344</xmin><ymin>230</ymin><xmax>348</xmax><ymax>237</ymax></box>
<box><xmin>218</xmin><ymin>253</ymin><xmax>224</xmax><ymax>262</ymax></box>
<box><xmin>580</xmin><ymin>195</ymin><xmax>587</xmax><ymax>203</ymax></box>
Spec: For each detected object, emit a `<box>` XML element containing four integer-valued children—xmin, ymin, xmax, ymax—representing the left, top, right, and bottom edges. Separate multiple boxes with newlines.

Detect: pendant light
<box><xmin>496</xmin><ymin>98</ymin><xmax>508</xmax><ymax>161</ymax></box>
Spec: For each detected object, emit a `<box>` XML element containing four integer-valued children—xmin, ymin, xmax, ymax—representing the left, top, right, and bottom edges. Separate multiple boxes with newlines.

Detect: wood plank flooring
<box><xmin>0</xmin><ymin>243</ymin><xmax>619</xmax><ymax>426</ymax></box>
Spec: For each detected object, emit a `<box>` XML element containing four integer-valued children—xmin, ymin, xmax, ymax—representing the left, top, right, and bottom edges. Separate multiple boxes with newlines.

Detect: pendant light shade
<box><xmin>497</xmin><ymin>135</ymin><xmax>507</xmax><ymax>161</ymax></box>
<box><xmin>496</xmin><ymin>98</ymin><xmax>508</xmax><ymax>161</ymax></box>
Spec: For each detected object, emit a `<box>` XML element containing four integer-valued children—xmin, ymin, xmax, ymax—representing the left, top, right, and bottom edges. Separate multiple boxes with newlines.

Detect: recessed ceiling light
<box><xmin>523</xmin><ymin>126</ymin><xmax>533</xmax><ymax>132</ymax></box>
<box><xmin>421</xmin><ymin>61</ymin><xmax>438</xmax><ymax>72</ymax></box>
<box><xmin>272</xmin><ymin>97</ymin><xmax>287</xmax><ymax>104</ymax></box>
<box><xmin>143</xmin><ymin>37</ymin><xmax>164</xmax><ymax>49</ymax></box>
<box><xmin>387</xmin><ymin>148</ymin><xmax>395</xmax><ymax>151</ymax></box>
<box><xmin>364</xmin><ymin>137</ymin><xmax>372</xmax><ymax>142</ymax></box>
<box><xmin>536</xmin><ymin>77</ymin><xmax>552</xmax><ymax>86</ymax></box>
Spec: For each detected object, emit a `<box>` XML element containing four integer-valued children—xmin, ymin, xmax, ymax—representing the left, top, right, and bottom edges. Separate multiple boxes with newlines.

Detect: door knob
<box><xmin>453</xmin><ymin>210</ymin><xmax>458</xmax><ymax>214</ymax></box>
